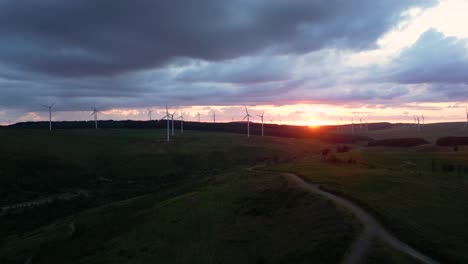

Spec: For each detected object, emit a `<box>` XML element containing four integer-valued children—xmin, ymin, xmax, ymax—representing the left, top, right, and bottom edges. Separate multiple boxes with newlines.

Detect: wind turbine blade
<box><xmin>39</xmin><ymin>104</ymin><xmax>48</xmax><ymax>108</ymax></box>
<box><xmin>50</xmin><ymin>102</ymin><xmax>56</xmax><ymax>108</ymax></box>
<box><xmin>242</xmin><ymin>115</ymin><xmax>247</xmax><ymax>121</ymax></box>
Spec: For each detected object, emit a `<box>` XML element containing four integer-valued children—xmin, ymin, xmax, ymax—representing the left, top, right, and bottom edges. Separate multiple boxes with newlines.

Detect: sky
<box><xmin>1</xmin><ymin>0</ymin><xmax>468</xmax><ymax>126</ymax></box>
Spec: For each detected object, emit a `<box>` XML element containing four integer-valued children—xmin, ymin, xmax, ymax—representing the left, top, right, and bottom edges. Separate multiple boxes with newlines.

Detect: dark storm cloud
<box><xmin>175</xmin><ymin>56</ymin><xmax>293</xmax><ymax>84</ymax></box>
<box><xmin>0</xmin><ymin>0</ymin><xmax>436</xmax><ymax>77</ymax></box>
<box><xmin>389</xmin><ymin>29</ymin><xmax>468</xmax><ymax>84</ymax></box>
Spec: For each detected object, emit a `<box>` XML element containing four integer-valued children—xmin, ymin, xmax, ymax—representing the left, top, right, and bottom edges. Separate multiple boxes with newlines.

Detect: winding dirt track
<box><xmin>283</xmin><ymin>172</ymin><xmax>439</xmax><ymax>264</ymax></box>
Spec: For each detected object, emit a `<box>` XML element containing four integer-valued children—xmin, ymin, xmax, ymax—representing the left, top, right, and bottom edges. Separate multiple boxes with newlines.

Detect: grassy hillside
<box><xmin>362</xmin><ymin>122</ymin><xmax>468</xmax><ymax>142</ymax></box>
<box><xmin>1</xmin><ymin>129</ymin><xmax>363</xmax><ymax>263</ymax></box>
<box><xmin>272</xmin><ymin>146</ymin><xmax>468</xmax><ymax>263</ymax></box>
<box><xmin>1</xmin><ymin>155</ymin><xmax>359</xmax><ymax>263</ymax></box>
<box><xmin>2</xmin><ymin>127</ymin><xmax>467</xmax><ymax>263</ymax></box>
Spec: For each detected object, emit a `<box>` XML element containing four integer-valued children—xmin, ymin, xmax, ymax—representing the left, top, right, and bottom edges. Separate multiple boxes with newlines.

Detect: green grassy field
<box><xmin>2</xmin><ymin>170</ymin><xmax>359</xmax><ymax>264</ymax></box>
<box><xmin>1</xmin><ymin>129</ymin><xmax>362</xmax><ymax>263</ymax></box>
<box><xmin>2</xmin><ymin>127</ymin><xmax>468</xmax><ymax>263</ymax></box>
<box><xmin>272</xmin><ymin>146</ymin><xmax>468</xmax><ymax>263</ymax></box>
<box><xmin>0</xmin><ymin>129</ymin><xmax>328</xmax><ymax>235</ymax></box>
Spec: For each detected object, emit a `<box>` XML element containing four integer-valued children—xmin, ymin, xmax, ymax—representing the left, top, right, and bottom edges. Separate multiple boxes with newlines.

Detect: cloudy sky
<box><xmin>1</xmin><ymin>0</ymin><xmax>468</xmax><ymax>125</ymax></box>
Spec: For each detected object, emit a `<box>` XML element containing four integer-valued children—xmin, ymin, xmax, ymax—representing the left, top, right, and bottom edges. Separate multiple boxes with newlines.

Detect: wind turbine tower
<box><xmin>160</xmin><ymin>105</ymin><xmax>171</xmax><ymax>141</ymax></box>
<box><xmin>257</xmin><ymin>111</ymin><xmax>265</xmax><ymax>136</ymax></box>
<box><xmin>243</xmin><ymin>106</ymin><xmax>254</xmax><ymax>138</ymax></box>
<box><xmin>147</xmin><ymin>108</ymin><xmax>153</xmax><ymax>121</ymax></box>
<box><xmin>197</xmin><ymin>112</ymin><xmax>201</xmax><ymax>122</ymax></box>
<box><xmin>213</xmin><ymin>111</ymin><xmax>216</xmax><ymax>123</ymax></box>
<box><xmin>170</xmin><ymin>111</ymin><xmax>175</xmax><ymax>136</ymax></box>
<box><xmin>40</xmin><ymin>103</ymin><xmax>55</xmax><ymax>131</ymax></box>
<box><xmin>91</xmin><ymin>107</ymin><xmax>99</xmax><ymax>129</ymax></box>
<box><xmin>464</xmin><ymin>107</ymin><xmax>468</xmax><ymax>130</ymax></box>
<box><xmin>421</xmin><ymin>113</ymin><xmax>425</xmax><ymax>130</ymax></box>
<box><xmin>178</xmin><ymin>110</ymin><xmax>184</xmax><ymax>133</ymax></box>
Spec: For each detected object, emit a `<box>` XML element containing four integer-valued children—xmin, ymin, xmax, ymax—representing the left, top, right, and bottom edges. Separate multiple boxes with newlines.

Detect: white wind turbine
<box><xmin>197</xmin><ymin>112</ymin><xmax>201</xmax><ymax>122</ymax></box>
<box><xmin>160</xmin><ymin>105</ymin><xmax>171</xmax><ymax>141</ymax></box>
<box><xmin>40</xmin><ymin>102</ymin><xmax>55</xmax><ymax>131</ymax></box>
<box><xmin>147</xmin><ymin>108</ymin><xmax>153</xmax><ymax>121</ymax></box>
<box><xmin>257</xmin><ymin>111</ymin><xmax>265</xmax><ymax>136</ymax></box>
<box><xmin>421</xmin><ymin>113</ymin><xmax>425</xmax><ymax>130</ymax></box>
<box><xmin>91</xmin><ymin>107</ymin><xmax>99</xmax><ymax>129</ymax></box>
<box><xmin>178</xmin><ymin>110</ymin><xmax>184</xmax><ymax>133</ymax></box>
<box><xmin>170</xmin><ymin>110</ymin><xmax>176</xmax><ymax>136</ymax></box>
<box><xmin>351</xmin><ymin>118</ymin><xmax>355</xmax><ymax>133</ymax></box>
<box><xmin>213</xmin><ymin>110</ymin><xmax>216</xmax><ymax>123</ymax></box>
<box><xmin>464</xmin><ymin>107</ymin><xmax>468</xmax><ymax>130</ymax></box>
<box><xmin>243</xmin><ymin>106</ymin><xmax>254</xmax><ymax>138</ymax></box>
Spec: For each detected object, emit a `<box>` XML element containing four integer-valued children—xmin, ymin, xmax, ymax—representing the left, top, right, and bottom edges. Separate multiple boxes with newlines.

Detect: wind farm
<box><xmin>2</xmin><ymin>1</ymin><xmax>468</xmax><ymax>264</ymax></box>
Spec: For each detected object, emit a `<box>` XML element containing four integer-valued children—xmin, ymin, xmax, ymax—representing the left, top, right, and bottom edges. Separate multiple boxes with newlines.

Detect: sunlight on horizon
<box><xmin>6</xmin><ymin>102</ymin><xmax>468</xmax><ymax>127</ymax></box>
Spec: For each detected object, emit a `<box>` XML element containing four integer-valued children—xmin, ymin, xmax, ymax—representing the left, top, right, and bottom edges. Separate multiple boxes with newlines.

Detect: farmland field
<box><xmin>0</xmin><ymin>129</ymin><xmax>357</xmax><ymax>263</ymax></box>
<box><xmin>272</xmin><ymin>143</ymin><xmax>468</xmax><ymax>263</ymax></box>
<box><xmin>1</xmin><ymin>126</ymin><xmax>467</xmax><ymax>263</ymax></box>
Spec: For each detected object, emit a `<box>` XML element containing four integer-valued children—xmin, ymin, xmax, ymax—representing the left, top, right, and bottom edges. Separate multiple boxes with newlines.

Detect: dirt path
<box><xmin>283</xmin><ymin>172</ymin><xmax>439</xmax><ymax>264</ymax></box>
<box><xmin>1</xmin><ymin>190</ymin><xmax>89</xmax><ymax>215</ymax></box>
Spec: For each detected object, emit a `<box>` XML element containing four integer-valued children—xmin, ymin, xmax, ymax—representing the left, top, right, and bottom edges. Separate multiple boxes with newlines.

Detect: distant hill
<box><xmin>3</xmin><ymin>120</ymin><xmax>374</xmax><ymax>143</ymax></box>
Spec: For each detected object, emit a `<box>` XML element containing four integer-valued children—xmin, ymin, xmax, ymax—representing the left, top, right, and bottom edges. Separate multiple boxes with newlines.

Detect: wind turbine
<box><xmin>40</xmin><ymin>102</ymin><xmax>55</xmax><ymax>131</ymax></box>
<box><xmin>160</xmin><ymin>105</ymin><xmax>171</xmax><ymax>141</ymax></box>
<box><xmin>464</xmin><ymin>107</ymin><xmax>468</xmax><ymax>130</ymax></box>
<box><xmin>421</xmin><ymin>113</ymin><xmax>425</xmax><ymax>130</ymax></box>
<box><xmin>170</xmin><ymin>111</ymin><xmax>176</xmax><ymax>136</ymax></box>
<box><xmin>147</xmin><ymin>108</ymin><xmax>153</xmax><ymax>121</ymax></box>
<box><xmin>351</xmin><ymin>118</ymin><xmax>354</xmax><ymax>133</ymax></box>
<box><xmin>257</xmin><ymin>111</ymin><xmax>265</xmax><ymax>136</ymax></box>
<box><xmin>243</xmin><ymin>106</ymin><xmax>254</xmax><ymax>138</ymax></box>
<box><xmin>178</xmin><ymin>110</ymin><xmax>184</xmax><ymax>133</ymax></box>
<box><xmin>360</xmin><ymin>118</ymin><xmax>363</xmax><ymax>131</ymax></box>
<box><xmin>90</xmin><ymin>107</ymin><xmax>99</xmax><ymax>129</ymax></box>
<box><xmin>197</xmin><ymin>112</ymin><xmax>201</xmax><ymax>122</ymax></box>
<box><xmin>213</xmin><ymin>110</ymin><xmax>216</xmax><ymax>123</ymax></box>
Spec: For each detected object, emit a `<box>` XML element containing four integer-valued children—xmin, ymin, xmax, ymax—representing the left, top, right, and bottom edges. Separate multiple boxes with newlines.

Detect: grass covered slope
<box><xmin>2</xmin><ymin>129</ymin><xmax>363</xmax><ymax>263</ymax></box>
<box><xmin>272</xmin><ymin>149</ymin><xmax>468</xmax><ymax>263</ymax></box>
<box><xmin>0</xmin><ymin>129</ymin><xmax>327</xmax><ymax>236</ymax></box>
<box><xmin>2</xmin><ymin>170</ymin><xmax>359</xmax><ymax>264</ymax></box>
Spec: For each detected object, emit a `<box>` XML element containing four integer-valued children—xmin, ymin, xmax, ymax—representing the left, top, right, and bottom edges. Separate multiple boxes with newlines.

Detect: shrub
<box><xmin>336</xmin><ymin>145</ymin><xmax>352</xmax><ymax>153</ymax></box>
<box><xmin>436</xmin><ymin>137</ymin><xmax>468</xmax><ymax>146</ymax></box>
<box><xmin>367</xmin><ymin>138</ymin><xmax>428</xmax><ymax>147</ymax></box>
<box><xmin>320</xmin><ymin>148</ymin><xmax>331</xmax><ymax>157</ymax></box>
<box><xmin>327</xmin><ymin>154</ymin><xmax>339</xmax><ymax>163</ymax></box>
